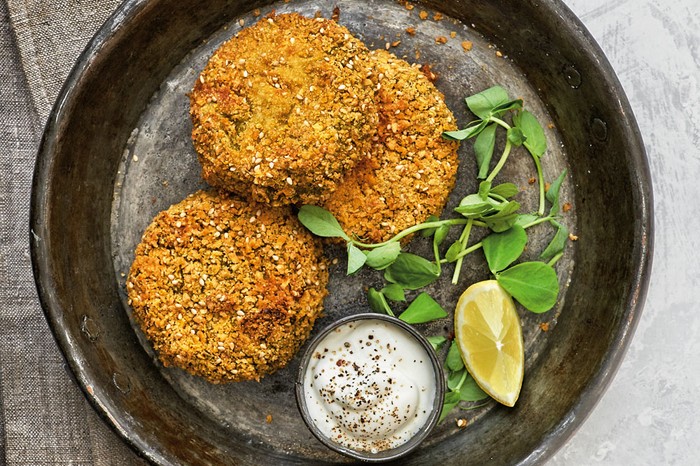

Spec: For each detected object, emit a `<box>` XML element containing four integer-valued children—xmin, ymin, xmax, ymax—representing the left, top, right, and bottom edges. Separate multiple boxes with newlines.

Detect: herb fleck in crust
<box><xmin>126</xmin><ymin>190</ymin><xmax>328</xmax><ymax>383</ymax></box>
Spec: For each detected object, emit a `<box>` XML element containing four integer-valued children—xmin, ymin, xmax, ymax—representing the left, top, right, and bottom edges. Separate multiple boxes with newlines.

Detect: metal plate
<box><xmin>31</xmin><ymin>0</ymin><xmax>652</xmax><ymax>464</ymax></box>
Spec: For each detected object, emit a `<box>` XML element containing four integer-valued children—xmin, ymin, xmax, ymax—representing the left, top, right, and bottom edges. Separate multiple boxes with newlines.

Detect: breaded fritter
<box><xmin>323</xmin><ymin>50</ymin><xmax>460</xmax><ymax>243</ymax></box>
<box><xmin>190</xmin><ymin>13</ymin><xmax>378</xmax><ymax>206</ymax></box>
<box><xmin>126</xmin><ymin>190</ymin><xmax>328</xmax><ymax>383</ymax></box>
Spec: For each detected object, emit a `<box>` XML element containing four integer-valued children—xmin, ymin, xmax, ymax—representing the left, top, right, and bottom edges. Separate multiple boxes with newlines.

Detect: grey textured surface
<box><xmin>550</xmin><ymin>1</ymin><xmax>700</xmax><ymax>464</ymax></box>
<box><xmin>6</xmin><ymin>0</ymin><xmax>123</xmax><ymax>120</ymax></box>
<box><xmin>0</xmin><ymin>0</ymin><xmax>697</xmax><ymax>464</ymax></box>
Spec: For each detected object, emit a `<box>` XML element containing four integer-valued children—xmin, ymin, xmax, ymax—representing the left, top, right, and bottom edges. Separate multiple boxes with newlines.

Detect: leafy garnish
<box><xmin>482</xmin><ymin>225</ymin><xmax>527</xmax><ymax>274</ymax></box>
<box><xmin>381</xmin><ymin>284</ymin><xmax>406</xmax><ymax>302</ymax></box>
<box><xmin>465</xmin><ymin>85</ymin><xmax>512</xmax><ymax>119</ymax></box>
<box><xmin>489</xmin><ymin>182</ymin><xmax>519</xmax><ymax>199</ymax></box>
<box><xmin>346</xmin><ymin>243</ymin><xmax>367</xmax><ymax>275</ymax></box>
<box><xmin>514</xmin><ymin>110</ymin><xmax>547</xmax><ymax>158</ymax></box>
<box><xmin>367</xmin><ymin>287</ymin><xmax>393</xmax><ymax>316</ymax></box>
<box><xmin>427</xmin><ymin>335</ymin><xmax>447</xmax><ymax>351</ymax></box>
<box><xmin>384</xmin><ymin>253</ymin><xmax>440</xmax><ymax>290</ymax></box>
<box><xmin>364</xmin><ymin>242</ymin><xmax>401</xmax><ymax>270</ymax></box>
<box><xmin>399</xmin><ymin>292</ymin><xmax>447</xmax><ymax>324</ymax></box>
<box><xmin>445</xmin><ymin>339</ymin><xmax>464</xmax><ymax>371</ymax></box>
<box><xmin>298</xmin><ymin>205</ymin><xmax>350</xmax><ymax>240</ymax></box>
<box><xmin>540</xmin><ymin>220</ymin><xmax>569</xmax><ymax>262</ymax></box>
<box><xmin>474</xmin><ymin>124</ymin><xmax>497</xmax><ymax>179</ymax></box>
<box><xmin>439</xmin><ymin>340</ymin><xmax>489</xmax><ymax>422</ymax></box>
<box><xmin>497</xmin><ymin>262</ymin><xmax>559</xmax><ymax>313</ymax></box>
<box><xmin>546</xmin><ymin>169</ymin><xmax>567</xmax><ymax>216</ymax></box>
<box><xmin>439</xmin><ymin>391</ymin><xmax>462</xmax><ymax>423</ymax></box>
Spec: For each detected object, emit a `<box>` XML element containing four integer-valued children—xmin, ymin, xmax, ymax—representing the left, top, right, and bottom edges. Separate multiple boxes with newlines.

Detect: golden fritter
<box><xmin>323</xmin><ymin>50</ymin><xmax>460</xmax><ymax>243</ymax></box>
<box><xmin>190</xmin><ymin>13</ymin><xmax>378</xmax><ymax>206</ymax></box>
<box><xmin>126</xmin><ymin>190</ymin><xmax>328</xmax><ymax>383</ymax></box>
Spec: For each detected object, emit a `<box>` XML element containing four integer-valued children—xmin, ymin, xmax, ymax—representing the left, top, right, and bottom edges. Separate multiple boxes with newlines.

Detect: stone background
<box><xmin>551</xmin><ymin>1</ymin><xmax>699</xmax><ymax>464</ymax></box>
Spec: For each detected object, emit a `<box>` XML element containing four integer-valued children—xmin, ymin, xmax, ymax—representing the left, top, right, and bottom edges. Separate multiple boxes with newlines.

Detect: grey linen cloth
<box><xmin>1</xmin><ymin>0</ymin><xmax>146</xmax><ymax>463</ymax></box>
<box><xmin>6</xmin><ymin>0</ymin><xmax>123</xmax><ymax>121</ymax></box>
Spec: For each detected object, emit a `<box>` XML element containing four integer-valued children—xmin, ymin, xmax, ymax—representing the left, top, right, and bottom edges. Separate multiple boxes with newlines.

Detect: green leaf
<box><xmin>481</xmin><ymin>201</ymin><xmax>521</xmax><ymax>232</ymax></box>
<box><xmin>443</xmin><ymin>119</ymin><xmax>488</xmax><ymax>140</ymax></box>
<box><xmin>484</xmin><ymin>213</ymin><xmax>520</xmax><ymax>232</ymax></box>
<box><xmin>478</xmin><ymin>181</ymin><xmax>492</xmax><ymax>200</ymax></box>
<box><xmin>478</xmin><ymin>181</ymin><xmax>493</xmax><ymax>202</ymax></box>
<box><xmin>496</xmin><ymin>200</ymin><xmax>521</xmax><ymax>215</ymax></box>
<box><xmin>298</xmin><ymin>205</ymin><xmax>349</xmax><ymax>240</ymax></box>
<box><xmin>491</xmin><ymin>98</ymin><xmax>523</xmax><ymax>116</ymax></box>
<box><xmin>466</xmin><ymin>86</ymin><xmax>510</xmax><ymax>119</ymax></box>
<box><xmin>489</xmin><ymin>182</ymin><xmax>519</xmax><ymax>199</ymax></box>
<box><xmin>497</xmin><ymin>262</ymin><xmax>559</xmax><ymax>313</ymax></box>
<box><xmin>427</xmin><ymin>335</ymin><xmax>447</xmax><ymax>351</ymax></box>
<box><xmin>546</xmin><ymin>169</ymin><xmax>568</xmax><ymax>216</ymax></box>
<box><xmin>446</xmin><ymin>340</ymin><xmax>465</xmax><ymax>372</ymax></box>
<box><xmin>439</xmin><ymin>391</ymin><xmax>461</xmax><ymax>423</ymax></box>
<box><xmin>399</xmin><ymin>292</ymin><xmax>448</xmax><ymax>324</ymax></box>
<box><xmin>474</xmin><ymin>124</ymin><xmax>497</xmax><ymax>179</ymax></box>
<box><xmin>447</xmin><ymin>368</ymin><xmax>467</xmax><ymax>391</ymax></box>
<box><xmin>445</xmin><ymin>241</ymin><xmax>463</xmax><ymax>262</ymax></box>
<box><xmin>384</xmin><ymin>253</ymin><xmax>440</xmax><ymax>290</ymax></box>
<box><xmin>364</xmin><ymin>242</ymin><xmax>401</xmax><ymax>270</ymax></box>
<box><xmin>455</xmin><ymin>194</ymin><xmax>497</xmax><ymax>218</ymax></box>
<box><xmin>381</xmin><ymin>284</ymin><xmax>406</xmax><ymax>302</ymax></box>
<box><xmin>482</xmin><ymin>225</ymin><xmax>528</xmax><ymax>273</ymax></box>
<box><xmin>540</xmin><ymin>221</ymin><xmax>569</xmax><ymax>261</ymax></box>
<box><xmin>368</xmin><ymin>287</ymin><xmax>392</xmax><ymax>315</ymax></box>
<box><xmin>515</xmin><ymin>213</ymin><xmax>539</xmax><ymax>227</ymax></box>
<box><xmin>433</xmin><ymin>224</ymin><xmax>451</xmax><ymax>247</ymax></box>
<box><xmin>458</xmin><ymin>374</ymin><xmax>489</xmax><ymax>401</ymax></box>
<box><xmin>346</xmin><ymin>243</ymin><xmax>367</xmax><ymax>275</ymax></box>
<box><xmin>420</xmin><ymin>215</ymin><xmax>441</xmax><ymax>237</ymax></box>
<box><xmin>514</xmin><ymin>110</ymin><xmax>547</xmax><ymax>158</ymax></box>
<box><xmin>507</xmin><ymin>126</ymin><xmax>526</xmax><ymax>146</ymax></box>
<box><xmin>447</xmin><ymin>368</ymin><xmax>489</xmax><ymax>401</ymax></box>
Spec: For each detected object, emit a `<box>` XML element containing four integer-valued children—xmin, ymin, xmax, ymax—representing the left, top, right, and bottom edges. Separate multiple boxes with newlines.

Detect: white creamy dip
<box><xmin>302</xmin><ymin>318</ymin><xmax>437</xmax><ymax>453</ymax></box>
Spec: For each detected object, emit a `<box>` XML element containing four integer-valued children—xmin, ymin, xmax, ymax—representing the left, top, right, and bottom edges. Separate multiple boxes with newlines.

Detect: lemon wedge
<box><xmin>454</xmin><ymin>280</ymin><xmax>524</xmax><ymax>407</ymax></box>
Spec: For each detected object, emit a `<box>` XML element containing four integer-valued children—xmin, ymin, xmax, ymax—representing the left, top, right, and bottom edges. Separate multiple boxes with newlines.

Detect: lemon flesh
<box><xmin>454</xmin><ymin>280</ymin><xmax>524</xmax><ymax>407</ymax></box>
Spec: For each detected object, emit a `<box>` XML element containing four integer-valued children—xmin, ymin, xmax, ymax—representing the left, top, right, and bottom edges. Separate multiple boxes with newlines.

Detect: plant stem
<box><xmin>352</xmin><ymin>219</ymin><xmax>467</xmax><ymax>249</ymax></box>
<box><xmin>454</xmin><ymin>370</ymin><xmax>468</xmax><ymax>391</ymax></box>
<box><xmin>490</xmin><ymin>116</ymin><xmax>511</xmax><ymax>131</ymax></box>
<box><xmin>488</xmin><ymin>193</ymin><xmax>508</xmax><ymax>203</ymax></box>
<box><xmin>521</xmin><ymin>215</ymin><xmax>554</xmax><ymax>229</ymax></box>
<box><xmin>459</xmin><ymin>401</ymin><xmax>491</xmax><ymax>411</ymax></box>
<box><xmin>547</xmin><ymin>252</ymin><xmax>564</xmax><ymax>267</ymax></box>
<box><xmin>533</xmin><ymin>155</ymin><xmax>545</xmax><ymax>215</ymax></box>
<box><xmin>453</xmin><ymin>241</ymin><xmax>484</xmax><ymax>262</ymax></box>
<box><xmin>451</xmin><ymin>219</ymin><xmax>474</xmax><ymax>284</ymax></box>
<box><xmin>433</xmin><ymin>237</ymin><xmax>442</xmax><ymax>275</ymax></box>
<box><xmin>485</xmin><ymin>140</ymin><xmax>513</xmax><ymax>183</ymax></box>
<box><xmin>444</xmin><ymin>216</ymin><xmax>555</xmax><ymax>266</ymax></box>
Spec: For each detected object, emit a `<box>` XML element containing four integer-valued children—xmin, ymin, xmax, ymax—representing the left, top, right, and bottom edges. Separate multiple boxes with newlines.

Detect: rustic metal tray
<box><xmin>31</xmin><ymin>0</ymin><xmax>652</xmax><ymax>464</ymax></box>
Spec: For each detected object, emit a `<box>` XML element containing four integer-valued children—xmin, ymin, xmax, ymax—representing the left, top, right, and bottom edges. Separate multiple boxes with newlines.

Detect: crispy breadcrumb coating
<box><xmin>190</xmin><ymin>13</ymin><xmax>378</xmax><ymax>206</ymax></box>
<box><xmin>323</xmin><ymin>50</ymin><xmax>459</xmax><ymax>243</ymax></box>
<box><xmin>126</xmin><ymin>190</ymin><xmax>328</xmax><ymax>383</ymax></box>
